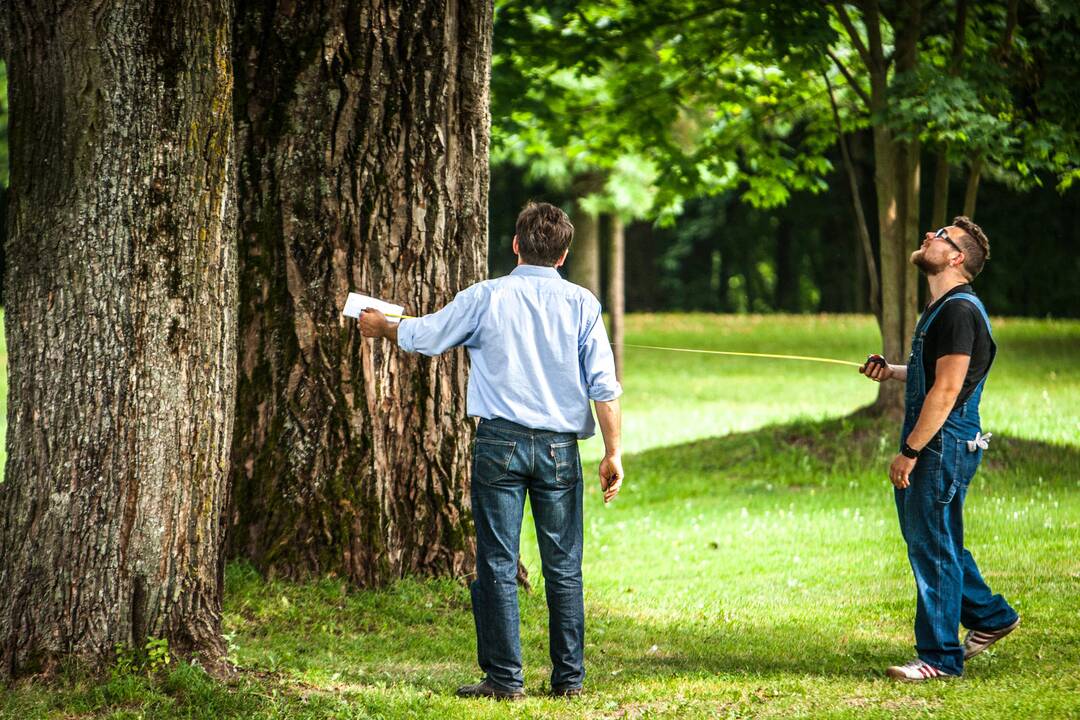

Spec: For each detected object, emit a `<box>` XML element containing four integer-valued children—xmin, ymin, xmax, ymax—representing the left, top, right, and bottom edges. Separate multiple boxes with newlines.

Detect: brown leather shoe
<box><xmin>455</xmin><ymin>679</ymin><xmax>525</xmax><ymax>701</ymax></box>
<box><xmin>550</xmin><ymin>685</ymin><xmax>583</xmax><ymax>698</ymax></box>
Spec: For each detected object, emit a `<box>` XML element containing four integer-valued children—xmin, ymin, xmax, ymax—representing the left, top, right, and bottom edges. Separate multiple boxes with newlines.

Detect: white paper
<box><xmin>342</xmin><ymin>292</ymin><xmax>405</xmax><ymax>323</ymax></box>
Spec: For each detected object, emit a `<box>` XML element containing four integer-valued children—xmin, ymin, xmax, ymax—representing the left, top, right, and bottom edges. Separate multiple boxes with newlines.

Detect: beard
<box><xmin>910</xmin><ymin>248</ymin><xmax>946</xmax><ymax>276</ymax></box>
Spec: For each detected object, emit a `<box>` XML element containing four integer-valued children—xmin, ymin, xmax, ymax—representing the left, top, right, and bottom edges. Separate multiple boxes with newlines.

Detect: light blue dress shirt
<box><xmin>397</xmin><ymin>265</ymin><xmax>622</xmax><ymax>438</ymax></box>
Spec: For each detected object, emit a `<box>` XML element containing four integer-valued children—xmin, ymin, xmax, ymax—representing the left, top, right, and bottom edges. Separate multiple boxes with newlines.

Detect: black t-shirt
<box><xmin>919</xmin><ymin>284</ymin><xmax>994</xmax><ymax>409</ymax></box>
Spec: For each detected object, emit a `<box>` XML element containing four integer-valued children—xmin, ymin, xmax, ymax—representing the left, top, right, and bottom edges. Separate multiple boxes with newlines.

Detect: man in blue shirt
<box><xmin>358</xmin><ymin>201</ymin><xmax>623</xmax><ymax>700</ymax></box>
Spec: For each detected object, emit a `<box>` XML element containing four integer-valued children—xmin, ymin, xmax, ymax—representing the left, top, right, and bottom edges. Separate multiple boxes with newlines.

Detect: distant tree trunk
<box><xmin>607</xmin><ymin>214</ymin><xmax>625</xmax><ymax>380</ymax></box>
<box><xmin>774</xmin><ymin>217</ymin><xmax>798</xmax><ymax>312</ymax></box>
<box><xmin>931</xmin><ymin>152</ymin><xmax>950</xmax><ymax>230</ymax></box>
<box><xmin>963</xmin><ymin>158</ymin><xmax>982</xmax><ymax>219</ymax></box>
<box><xmin>0</xmin><ymin>0</ymin><xmax>235</xmax><ymax>676</ymax></box>
<box><xmin>569</xmin><ymin>206</ymin><xmax>601</xmax><ymax>294</ymax></box>
<box><xmin>931</xmin><ymin>0</ymin><xmax>968</xmax><ymax>233</ymax></box>
<box><xmin>717</xmin><ymin>251</ymin><xmax>732</xmax><ymax>312</ymax></box>
<box><xmin>228</xmin><ymin>0</ymin><xmax>491</xmax><ymax>585</ymax></box>
<box><xmin>569</xmin><ymin>175</ymin><xmax>602</xmax><ymax>295</ymax></box>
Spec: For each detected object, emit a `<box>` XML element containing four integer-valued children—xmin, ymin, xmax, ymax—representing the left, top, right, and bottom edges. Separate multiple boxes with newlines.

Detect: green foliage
<box><xmin>493</xmin><ymin>0</ymin><xmax>1080</xmax><ymax>229</ymax></box>
<box><xmin>112</xmin><ymin>637</ymin><xmax>172</xmax><ymax>680</ymax></box>
<box><xmin>492</xmin><ymin>2</ymin><xmax>840</xmax><ymax>220</ymax></box>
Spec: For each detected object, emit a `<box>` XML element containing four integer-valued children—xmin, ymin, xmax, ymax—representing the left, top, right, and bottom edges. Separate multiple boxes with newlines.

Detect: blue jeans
<box><xmin>895</xmin><ymin>429</ymin><xmax>1019</xmax><ymax>676</ymax></box>
<box><xmin>469</xmin><ymin>417</ymin><xmax>585</xmax><ymax>691</ymax></box>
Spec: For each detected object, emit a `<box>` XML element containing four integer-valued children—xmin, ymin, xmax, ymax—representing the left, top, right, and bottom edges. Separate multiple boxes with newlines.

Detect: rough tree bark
<box><xmin>228</xmin><ymin>0</ymin><xmax>491</xmax><ymax>585</ymax></box>
<box><xmin>0</xmin><ymin>1</ymin><xmax>236</xmax><ymax>676</ymax></box>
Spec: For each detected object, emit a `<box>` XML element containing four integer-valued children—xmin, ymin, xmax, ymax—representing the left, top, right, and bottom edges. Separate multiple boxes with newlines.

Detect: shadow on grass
<box><xmin>8</xmin><ymin>415</ymin><xmax>1074</xmax><ymax>717</ymax></box>
<box><xmin>623</xmin><ymin>412</ymin><xmax>1080</xmax><ymax>499</ymax></box>
<box><xmin>220</xmin><ymin>415</ymin><xmax>1079</xmax><ymax>691</ymax></box>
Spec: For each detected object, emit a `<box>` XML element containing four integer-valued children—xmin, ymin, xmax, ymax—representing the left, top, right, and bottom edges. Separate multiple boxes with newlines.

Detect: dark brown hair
<box><xmin>952</xmin><ymin>215</ymin><xmax>990</xmax><ymax>280</ymax></box>
<box><xmin>515</xmin><ymin>201</ymin><xmax>574</xmax><ymax>266</ymax></box>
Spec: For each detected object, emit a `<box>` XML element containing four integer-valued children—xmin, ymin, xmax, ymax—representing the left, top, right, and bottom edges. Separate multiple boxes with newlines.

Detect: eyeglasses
<box><xmin>932</xmin><ymin>227</ymin><xmax>964</xmax><ymax>254</ymax></box>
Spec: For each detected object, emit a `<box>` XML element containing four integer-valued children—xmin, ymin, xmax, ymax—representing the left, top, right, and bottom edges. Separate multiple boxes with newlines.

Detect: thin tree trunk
<box><xmin>569</xmin><ymin>206</ymin><xmax>601</xmax><ymax>295</ymax></box>
<box><xmin>901</xmin><ymin>138</ymin><xmax>921</xmax><ymax>347</ymax></box>
<box><xmin>864</xmin><ymin>0</ymin><xmax>922</xmax><ymax>417</ymax></box>
<box><xmin>1</xmin><ymin>1</ymin><xmax>236</xmax><ymax>676</ymax></box>
<box><xmin>774</xmin><ymin>217</ymin><xmax>797</xmax><ymax>312</ymax></box>
<box><xmin>607</xmin><ymin>214</ymin><xmax>625</xmax><ymax>381</ymax></box>
<box><xmin>824</xmin><ymin>74</ymin><xmax>881</xmax><ymax>324</ymax></box>
<box><xmin>931</xmin><ymin>0</ymin><xmax>968</xmax><ymax>232</ymax></box>
<box><xmin>228</xmin><ymin>0</ymin><xmax>491</xmax><ymax>585</ymax></box>
<box><xmin>871</xmin><ymin>126</ymin><xmax>908</xmax><ymax>416</ymax></box>
<box><xmin>931</xmin><ymin>152</ymin><xmax>950</xmax><ymax>230</ymax></box>
<box><xmin>569</xmin><ymin>175</ymin><xmax>602</xmax><ymax>295</ymax></box>
<box><xmin>964</xmin><ymin>158</ymin><xmax>982</xmax><ymax>219</ymax></box>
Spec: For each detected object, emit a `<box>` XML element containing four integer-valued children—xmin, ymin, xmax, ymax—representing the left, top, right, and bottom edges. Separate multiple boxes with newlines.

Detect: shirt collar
<box><xmin>510</xmin><ymin>264</ymin><xmax>561</xmax><ymax>279</ymax></box>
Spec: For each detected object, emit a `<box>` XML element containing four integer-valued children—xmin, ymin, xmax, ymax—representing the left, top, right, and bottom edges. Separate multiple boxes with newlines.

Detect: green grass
<box><xmin>2</xmin><ymin>313</ymin><xmax>1079</xmax><ymax>719</ymax></box>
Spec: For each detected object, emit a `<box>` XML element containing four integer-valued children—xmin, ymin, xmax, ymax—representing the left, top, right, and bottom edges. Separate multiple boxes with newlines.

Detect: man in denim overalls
<box><xmin>861</xmin><ymin>216</ymin><xmax>1019</xmax><ymax>681</ymax></box>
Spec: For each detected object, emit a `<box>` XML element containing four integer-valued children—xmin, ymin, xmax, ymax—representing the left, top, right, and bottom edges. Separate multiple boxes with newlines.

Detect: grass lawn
<box><xmin>2</xmin><ymin>313</ymin><xmax>1079</xmax><ymax>719</ymax></box>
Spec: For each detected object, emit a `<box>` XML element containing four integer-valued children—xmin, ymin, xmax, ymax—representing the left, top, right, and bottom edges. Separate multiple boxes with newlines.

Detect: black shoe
<box><xmin>550</xmin><ymin>685</ymin><xmax>583</xmax><ymax>698</ymax></box>
<box><xmin>455</xmin><ymin>679</ymin><xmax>525</xmax><ymax>701</ymax></box>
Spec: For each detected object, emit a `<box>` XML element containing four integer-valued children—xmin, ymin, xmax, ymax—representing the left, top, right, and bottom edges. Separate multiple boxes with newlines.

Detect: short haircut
<box><xmin>952</xmin><ymin>215</ymin><xmax>990</xmax><ymax>280</ymax></box>
<box><xmin>515</xmin><ymin>201</ymin><xmax>574</xmax><ymax>266</ymax></box>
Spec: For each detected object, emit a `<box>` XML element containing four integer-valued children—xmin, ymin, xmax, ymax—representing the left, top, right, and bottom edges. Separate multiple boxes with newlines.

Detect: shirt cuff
<box><xmin>588</xmin><ymin>382</ymin><xmax>623</xmax><ymax>402</ymax></box>
<box><xmin>396</xmin><ymin>319</ymin><xmax>416</xmax><ymax>353</ymax></box>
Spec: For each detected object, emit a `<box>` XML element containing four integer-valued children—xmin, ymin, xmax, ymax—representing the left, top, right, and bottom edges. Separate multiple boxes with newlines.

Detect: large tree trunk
<box><xmin>0</xmin><ymin>1</ymin><xmax>236</xmax><ymax>676</ymax></box>
<box><xmin>228</xmin><ymin>0</ymin><xmax>491</xmax><ymax>585</ymax></box>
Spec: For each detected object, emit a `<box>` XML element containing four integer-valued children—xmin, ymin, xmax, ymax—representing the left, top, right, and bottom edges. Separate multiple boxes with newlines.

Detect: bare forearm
<box><xmin>906</xmin><ymin>385</ymin><xmax>960</xmax><ymax>450</ymax></box>
<box><xmin>888</xmin><ymin>363</ymin><xmax>908</xmax><ymax>382</ymax></box>
<box><xmin>594</xmin><ymin>398</ymin><xmax>622</xmax><ymax>456</ymax></box>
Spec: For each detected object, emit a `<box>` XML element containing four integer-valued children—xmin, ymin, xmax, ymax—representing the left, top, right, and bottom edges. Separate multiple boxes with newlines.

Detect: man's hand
<box><xmin>888</xmin><ymin>453</ymin><xmax>917</xmax><ymax>489</ymax></box>
<box><xmin>599</xmin><ymin>453</ymin><xmax>624</xmax><ymax>504</ymax></box>
<box><xmin>860</xmin><ymin>354</ymin><xmax>895</xmax><ymax>382</ymax></box>
<box><xmin>358</xmin><ymin>309</ymin><xmax>391</xmax><ymax>339</ymax></box>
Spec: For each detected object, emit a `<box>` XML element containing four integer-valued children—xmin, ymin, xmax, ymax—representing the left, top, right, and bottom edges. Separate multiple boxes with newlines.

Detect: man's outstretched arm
<box><xmin>358</xmin><ymin>287</ymin><xmax>481</xmax><ymax>354</ymax></box>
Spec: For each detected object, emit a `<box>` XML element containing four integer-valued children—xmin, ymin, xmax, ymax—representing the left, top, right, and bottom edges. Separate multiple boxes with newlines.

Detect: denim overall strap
<box><xmin>902</xmin><ymin>293</ymin><xmax>994</xmax><ymax>446</ymax></box>
<box><xmin>939</xmin><ymin>293</ymin><xmax>997</xmax><ymax>432</ymax></box>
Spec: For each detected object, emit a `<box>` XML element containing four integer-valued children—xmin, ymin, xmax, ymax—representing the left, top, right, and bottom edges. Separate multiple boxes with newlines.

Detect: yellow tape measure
<box><xmin>361</xmin><ymin>310</ymin><xmax>864</xmax><ymax>368</ymax></box>
<box><xmin>618</xmin><ymin>343</ymin><xmax>863</xmax><ymax>368</ymax></box>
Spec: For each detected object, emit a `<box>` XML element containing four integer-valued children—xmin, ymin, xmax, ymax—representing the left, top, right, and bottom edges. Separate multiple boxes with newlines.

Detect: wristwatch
<box><xmin>900</xmin><ymin>442</ymin><xmax>920</xmax><ymax>459</ymax></box>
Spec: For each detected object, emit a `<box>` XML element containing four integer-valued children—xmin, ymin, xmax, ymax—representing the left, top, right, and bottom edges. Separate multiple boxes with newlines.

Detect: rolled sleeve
<box><xmin>396</xmin><ymin>286</ymin><xmax>483</xmax><ymax>356</ymax></box>
<box><xmin>580</xmin><ymin>308</ymin><xmax>622</xmax><ymax>401</ymax></box>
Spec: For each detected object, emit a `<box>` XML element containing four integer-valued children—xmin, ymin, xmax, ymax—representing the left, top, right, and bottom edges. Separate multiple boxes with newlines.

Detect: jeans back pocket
<box><xmin>550</xmin><ymin>440</ymin><xmax>582</xmax><ymax>487</ymax></box>
<box><xmin>473</xmin><ymin>438</ymin><xmax>516</xmax><ymax>485</ymax></box>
